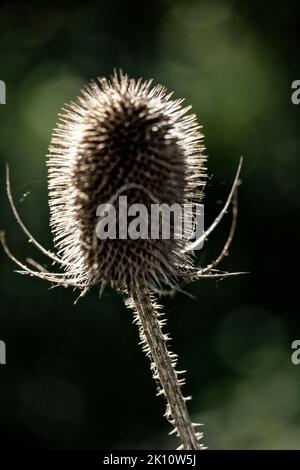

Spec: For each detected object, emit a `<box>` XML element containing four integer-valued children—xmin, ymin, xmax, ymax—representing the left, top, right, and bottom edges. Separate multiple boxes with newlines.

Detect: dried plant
<box><xmin>1</xmin><ymin>72</ymin><xmax>243</xmax><ymax>450</ymax></box>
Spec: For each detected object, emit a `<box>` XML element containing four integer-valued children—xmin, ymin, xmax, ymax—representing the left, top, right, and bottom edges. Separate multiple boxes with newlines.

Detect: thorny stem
<box><xmin>130</xmin><ymin>284</ymin><xmax>203</xmax><ymax>450</ymax></box>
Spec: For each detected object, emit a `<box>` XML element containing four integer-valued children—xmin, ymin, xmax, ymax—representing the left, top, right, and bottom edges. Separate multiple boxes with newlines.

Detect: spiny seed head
<box><xmin>47</xmin><ymin>71</ymin><xmax>206</xmax><ymax>291</ymax></box>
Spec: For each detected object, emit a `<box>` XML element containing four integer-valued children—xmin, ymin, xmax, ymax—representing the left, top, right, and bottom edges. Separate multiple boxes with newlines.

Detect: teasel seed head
<box><xmin>47</xmin><ymin>71</ymin><xmax>207</xmax><ymax>292</ymax></box>
<box><xmin>1</xmin><ymin>71</ymin><xmax>243</xmax><ymax>451</ymax></box>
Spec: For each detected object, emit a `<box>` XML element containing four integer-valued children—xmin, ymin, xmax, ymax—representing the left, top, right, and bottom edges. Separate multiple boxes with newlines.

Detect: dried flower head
<box><xmin>2</xmin><ymin>71</ymin><xmax>242</xmax><ymax>295</ymax></box>
<box><xmin>47</xmin><ymin>72</ymin><xmax>206</xmax><ymax>292</ymax></box>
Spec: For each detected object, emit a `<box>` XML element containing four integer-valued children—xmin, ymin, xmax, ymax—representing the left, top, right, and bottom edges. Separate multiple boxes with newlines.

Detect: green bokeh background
<box><xmin>0</xmin><ymin>0</ymin><xmax>300</xmax><ymax>449</ymax></box>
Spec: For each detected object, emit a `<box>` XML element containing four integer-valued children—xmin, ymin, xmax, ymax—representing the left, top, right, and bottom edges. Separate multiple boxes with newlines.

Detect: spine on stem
<box><xmin>128</xmin><ymin>284</ymin><xmax>204</xmax><ymax>450</ymax></box>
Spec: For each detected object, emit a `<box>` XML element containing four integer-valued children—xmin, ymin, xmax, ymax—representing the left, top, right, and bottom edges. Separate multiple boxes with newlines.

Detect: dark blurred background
<box><xmin>0</xmin><ymin>0</ymin><xmax>300</xmax><ymax>450</ymax></box>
